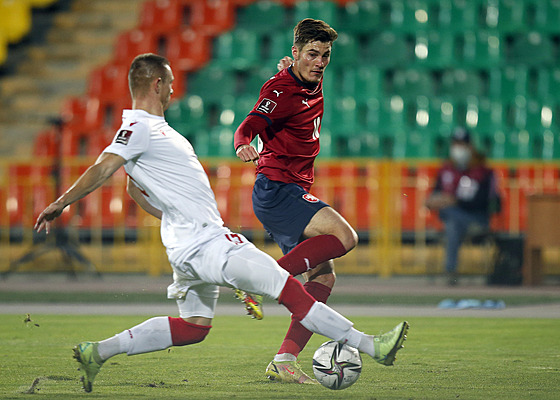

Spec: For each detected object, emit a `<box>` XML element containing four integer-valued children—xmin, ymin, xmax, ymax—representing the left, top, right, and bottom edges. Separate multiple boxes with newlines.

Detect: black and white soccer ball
<box><xmin>312</xmin><ymin>341</ymin><xmax>362</xmax><ymax>390</ymax></box>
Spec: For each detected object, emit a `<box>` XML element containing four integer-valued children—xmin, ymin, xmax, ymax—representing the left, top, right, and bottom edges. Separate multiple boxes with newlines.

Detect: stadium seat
<box><xmin>33</xmin><ymin>129</ymin><xmax>57</xmax><ymax>157</ymax></box>
<box><xmin>113</xmin><ymin>29</ymin><xmax>159</xmax><ymax>67</ymax></box>
<box><xmin>207</xmin><ymin>126</ymin><xmax>236</xmax><ymax>157</ymax></box>
<box><xmin>187</xmin><ymin>65</ymin><xmax>237</xmax><ymax>103</ymax></box>
<box><xmin>189</xmin><ymin>0</ymin><xmax>235</xmax><ymax>36</ymax></box>
<box><xmin>459</xmin><ymin>31</ymin><xmax>502</xmax><ymax>68</ymax></box>
<box><xmin>166</xmin><ymin>28</ymin><xmax>211</xmax><ymax>73</ymax></box>
<box><xmin>391</xmin><ymin>69</ymin><xmax>434</xmax><ymax>100</ymax></box>
<box><xmin>339</xmin><ymin>0</ymin><xmax>380</xmax><ymax>33</ymax></box>
<box><xmin>532</xmin><ymin>0</ymin><xmax>560</xmax><ymax>34</ymax></box>
<box><xmin>413</xmin><ymin>31</ymin><xmax>456</xmax><ymax>69</ymax></box>
<box><xmin>535</xmin><ymin>68</ymin><xmax>560</xmax><ymax>102</ymax></box>
<box><xmin>212</xmin><ymin>29</ymin><xmax>260</xmax><ymax>70</ymax></box>
<box><xmin>329</xmin><ymin>33</ymin><xmax>358</xmax><ymax>68</ymax></box>
<box><xmin>338</xmin><ymin>66</ymin><xmax>383</xmax><ymax>105</ymax></box>
<box><xmin>439</xmin><ymin>69</ymin><xmax>484</xmax><ymax>98</ymax></box>
<box><xmin>243</xmin><ymin>66</ymin><xmax>276</xmax><ymax>95</ymax></box>
<box><xmin>470</xmin><ymin>97</ymin><xmax>506</xmax><ymax>138</ymax></box>
<box><xmin>0</xmin><ymin>0</ymin><xmax>31</xmax><ymax>44</ymax></box>
<box><xmin>165</xmin><ymin>95</ymin><xmax>209</xmax><ymax>138</ymax></box>
<box><xmin>367</xmin><ymin>32</ymin><xmax>410</xmax><ymax>68</ymax></box>
<box><xmin>0</xmin><ymin>31</ymin><xmax>8</xmax><ymax>66</ymax></box>
<box><xmin>437</xmin><ymin>0</ymin><xmax>480</xmax><ymax>33</ymax></box>
<box><xmin>389</xmin><ymin>0</ymin><xmax>434</xmax><ymax>33</ymax></box>
<box><xmin>488</xmin><ymin>66</ymin><xmax>528</xmax><ymax>101</ymax></box>
<box><xmin>323</xmin><ymin>96</ymin><xmax>360</xmax><ymax>138</ymax></box>
<box><xmin>263</xmin><ymin>30</ymin><xmax>293</xmax><ymax>66</ymax></box>
<box><xmin>292</xmin><ymin>1</ymin><xmax>339</xmax><ymax>27</ymax></box>
<box><xmin>87</xmin><ymin>63</ymin><xmax>130</xmax><ymax>103</ymax></box>
<box><xmin>139</xmin><ymin>0</ymin><xmax>184</xmax><ymax>34</ymax></box>
<box><xmin>507</xmin><ymin>32</ymin><xmax>554</xmax><ymax>66</ymax></box>
<box><xmin>236</xmin><ymin>1</ymin><xmax>286</xmax><ymax>33</ymax></box>
<box><xmin>481</xmin><ymin>0</ymin><xmax>527</xmax><ymax>33</ymax></box>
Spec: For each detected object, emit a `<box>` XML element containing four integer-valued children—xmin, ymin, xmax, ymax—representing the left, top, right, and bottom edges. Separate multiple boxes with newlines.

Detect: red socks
<box><xmin>168</xmin><ymin>317</ymin><xmax>211</xmax><ymax>346</ymax></box>
<box><xmin>277</xmin><ymin>235</ymin><xmax>347</xmax><ymax>276</ymax></box>
<box><xmin>277</xmin><ymin>280</ymin><xmax>332</xmax><ymax>357</ymax></box>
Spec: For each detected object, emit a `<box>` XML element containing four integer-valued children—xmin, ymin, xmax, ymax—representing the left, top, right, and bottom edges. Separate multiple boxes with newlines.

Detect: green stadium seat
<box><xmin>459</xmin><ymin>31</ymin><xmax>503</xmax><ymax>68</ymax></box>
<box><xmin>323</xmin><ymin>96</ymin><xmax>359</xmax><ymax>137</ymax></box>
<box><xmin>507</xmin><ymin>32</ymin><xmax>554</xmax><ymax>66</ymax></box>
<box><xmin>187</xmin><ymin>65</ymin><xmax>237</xmax><ymax>103</ymax></box>
<box><xmin>437</xmin><ymin>0</ymin><xmax>481</xmax><ymax>33</ymax></box>
<box><xmin>367</xmin><ymin>32</ymin><xmax>410</xmax><ymax>68</ymax></box>
<box><xmin>481</xmin><ymin>0</ymin><xmax>527</xmax><ymax>33</ymax></box>
<box><xmin>540</xmin><ymin>128</ymin><xmax>560</xmax><ymax>160</ymax></box>
<box><xmin>488</xmin><ymin>66</ymin><xmax>528</xmax><ymax>101</ymax></box>
<box><xmin>263</xmin><ymin>30</ymin><xmax>293</xmax><ymax>66</ymax></box>
<box><xmin>469</xmin><ymin>97</ymin><xmax>506</xmax><ymax>135</ymax></box>
<box><xmin>339</xmin><ymin>0</ymin><xmax>381</xmax><ymax>34</ymax></box>
<box><xmin>212</xmin><ymin>29</ymin><xmax>260</xmax><ymax>70</ymax></box>
<box><xmin>413</xmin><ymin>31</ymin><xmax>456</xmax><ymax>69</ymax></box>
<box><xmin>207</xmin><ymin>127</ymin><xmax>236</xmax><ymax>157</ymax></box>
<box><xmin>440</xmin><ymin>69</ymin><xmax>484</xmax><ymax>98</ymax></box>
<box><xmin>329</xmin><ymin>33</ymin><xmax>358</xmax><ymax>68</ymax></box>
<box><xmin>165</xmin><ymin>95</ymin><xmax>209</xmax><ymax>138</ymax></box>
<box><xmin>236</xmin><ymin>1</ymin><xmax>287</xmax><ymax>33</ymax></box>
<box><xmin>243</xmin><ymin>66</ymin><xmax>276</xmax><ymax>95</ymax></box>
<box><xmin>364</xmin><ymin>96</ymin><xmax>407</xmax><ymax>138</ymax></box>
<box><xmin>338</xmin><ymin>67</ymin><xmax>383</xmax><ymax>105</ymax></box>
<box><xmin>389</xmin><ymin>0</ymin><xmax>434</xmax><ymax>33</ymax></box>
<box><xmin>292</xmin><ymin>1</ymin><xmax>338</xmax><ymax>27</ymax></box>
<box><xmin>535</xmin><ymin>68</ymin><xmax>560</xmax><ymax>102</ymax></box>
<box><xmin>532</xmin><ymin>0</ymin><xmax>560</xmax><ymax>34</ymax></box>
<box><xmin>391</xmin><ymin>69</ymin><xmax>434</xmax><ymax>100</ymax></box>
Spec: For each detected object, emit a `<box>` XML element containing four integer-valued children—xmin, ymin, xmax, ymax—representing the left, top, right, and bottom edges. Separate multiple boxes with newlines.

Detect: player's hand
<box><xmin>34</xmin><ymin>201</ymin><xmax>65</xmax><ymax>234</ymax></box>
<box><xmin>236</xmin><ymin>144</ymin><xmax>259</xmax><ymax>166</ymax></box>
<box><xmin>277</xmin><ymin>56</ymin><xmax>293</xmax><ymax>71</ymax></box>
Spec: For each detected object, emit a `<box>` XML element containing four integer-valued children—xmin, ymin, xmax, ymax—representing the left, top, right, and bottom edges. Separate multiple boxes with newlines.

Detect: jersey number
<box><xmin>225</xmin><ymin>233</ymin><xmax>245</xmax><ymax>245</ymax></box>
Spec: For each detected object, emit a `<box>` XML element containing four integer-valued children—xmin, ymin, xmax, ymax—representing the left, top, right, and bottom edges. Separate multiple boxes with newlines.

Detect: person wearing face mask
<box><xmin>426</xmin><ymin>128</ymin><xmax>501</xmax><ymax>285</ymax></box>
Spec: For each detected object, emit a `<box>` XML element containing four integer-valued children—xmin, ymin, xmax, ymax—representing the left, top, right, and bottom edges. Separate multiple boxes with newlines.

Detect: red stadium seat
<box><xmin>189</xmin><ymin>0</ymin><xmax>235</xmax><ymax>36</ymax></box>
<box><xmin>87</xmin><ymin>63</ymin><xmax>130</xmax><ymax>102</ymax></box>
<box><xmin>139</xmin><ymin>0</ymin><xmax>184</xmax><ymax>34</ymax></box>
<box><xmin>33</xmin><ymin>129</ymin><xmax>57</xmax><ymax>157</ymax></box>
<box><xmin>113</xmin><ymin>29</ymin><xmax>159</xmax><ymax>67</ymax></box>
<box><xmin>166</xmin><ymin>28</ymin><xmax>211</xmax><ymax>72</ymax></box>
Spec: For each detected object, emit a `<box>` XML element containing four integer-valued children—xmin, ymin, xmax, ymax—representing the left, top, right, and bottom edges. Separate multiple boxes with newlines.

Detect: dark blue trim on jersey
<box><xmin>249</xmin><ymin>112</ymin><xmax>272</xmax><ymax>126</ymax></box>
<box><xmin>287</xmin><ymin>66</ymin><xmax>319</xmax><ymax>90</ymax></box>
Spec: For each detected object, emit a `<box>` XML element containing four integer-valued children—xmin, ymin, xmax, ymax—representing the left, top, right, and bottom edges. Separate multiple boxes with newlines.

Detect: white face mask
<box><xmin>450</xmin><ymin>145</ymin><xmax>472</xmax><ymax>170</ymax></box>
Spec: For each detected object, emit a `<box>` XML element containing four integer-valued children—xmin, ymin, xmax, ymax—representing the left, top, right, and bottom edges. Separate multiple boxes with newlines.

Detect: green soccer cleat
<box><xmin>265</xmin><ymin>360</ymin><xmax>319</xmax><ymax>384</ymax></box>
<box><xmin>373</xmin><ymin>321</ymin><xmax>409</xmax><ymax>366</ymax></box>
<box><xmin>73</xmin><ymin>341</ymin><xmax>104</xmax><ymax>392</ymax></box>
<box><xmin>234</xmin><ymin>289</ymin><xmax>264</xmax><ymax>320</ymax></box>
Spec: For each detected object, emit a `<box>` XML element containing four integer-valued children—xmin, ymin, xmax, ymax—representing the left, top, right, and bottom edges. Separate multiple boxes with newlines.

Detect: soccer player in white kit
<box><xmin>34</xmin><ymin>53</ymin><xmax>409</xmax><ymax>393</ymax></box>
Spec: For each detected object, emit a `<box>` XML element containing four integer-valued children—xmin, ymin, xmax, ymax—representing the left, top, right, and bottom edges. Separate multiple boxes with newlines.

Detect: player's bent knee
<box><xmin>168</xmin><ymin>317</ymin><xmax>211</xmax><ymax>346</ymax></box>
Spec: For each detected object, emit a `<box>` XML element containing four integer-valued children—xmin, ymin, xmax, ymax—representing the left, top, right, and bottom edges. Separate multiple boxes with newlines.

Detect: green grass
<box><xmin>0</xmin><ymin>314</ymin><xmax>558</xmax><ymax>399</ymax></box>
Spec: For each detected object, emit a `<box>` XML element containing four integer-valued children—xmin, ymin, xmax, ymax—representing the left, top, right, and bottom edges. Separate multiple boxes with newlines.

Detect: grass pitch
<box><xmin>0</xmin><ymin>314</ymin><xmax>558</xmax><ymax>399</ymax></box>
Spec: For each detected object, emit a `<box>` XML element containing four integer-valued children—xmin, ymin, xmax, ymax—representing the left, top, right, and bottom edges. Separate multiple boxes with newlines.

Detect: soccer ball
<box><xmin>312</xmin><ymin>341</ymin><xmax>362</xmax><ymax>390</ymax></box>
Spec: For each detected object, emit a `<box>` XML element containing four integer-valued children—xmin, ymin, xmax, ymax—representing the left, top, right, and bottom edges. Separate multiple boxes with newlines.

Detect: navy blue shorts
<box><xmin>252</xmin><ymin>173</ymin><xmax>329</xmax><ymax>255</ymax></box>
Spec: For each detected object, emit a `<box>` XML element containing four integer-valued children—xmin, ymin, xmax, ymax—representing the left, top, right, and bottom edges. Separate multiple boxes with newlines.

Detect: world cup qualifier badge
<box><xmin>256</xmin><ymin>98</ymin><xmax>277</xmax><ymax>114</ymax></box>
<box><xmin>115</xmin><ymin>129</ymin><xmax>133</xmax><ymax>145</ymax></box>
<box><xmin>302</xmin><ymin>193</ymin><xmax>319</xmax><ymax>203</ymax></box>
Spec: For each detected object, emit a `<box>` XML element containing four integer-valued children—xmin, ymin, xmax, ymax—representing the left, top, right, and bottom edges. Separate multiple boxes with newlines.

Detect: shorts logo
<box><xmin>302</xmin><ymin>194</ymin><xmax>319</xmax><ymax>203</ymax></box>
<box><xmin>115</xmin><ymin>129</ymin><xmax>133</xmax><ymax>145</ymax></box>
<box><xmin>256</xmin><ymin>98</ymin><xmax>277</xmax><ymax>114</ymax></box>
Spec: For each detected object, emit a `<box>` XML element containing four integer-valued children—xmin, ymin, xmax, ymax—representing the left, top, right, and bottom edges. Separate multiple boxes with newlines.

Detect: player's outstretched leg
<box><xmin>234</xmin><ymin>289</ymin><xmax>264</xmax><ymax>320</ymax></box>
<box><xmin>372</xmin><ymin>321</ymin><xmax>409</xmax><ymax>366</ymax></box>
<box><xmin>73</xmin><ymin>342</ymin><xmax>104</xmax><ymax>393</ymax></box>
<box><xmin>265</xmin><ymin>360</ymin><xmax>318</xmax><ymax>384</ymax></box>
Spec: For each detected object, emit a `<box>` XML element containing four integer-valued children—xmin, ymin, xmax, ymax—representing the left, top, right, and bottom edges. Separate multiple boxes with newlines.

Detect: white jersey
<box><xmin>103</xmin><ymin>109</ymin><xmax>228</xmax><ymax>261</ymax></box>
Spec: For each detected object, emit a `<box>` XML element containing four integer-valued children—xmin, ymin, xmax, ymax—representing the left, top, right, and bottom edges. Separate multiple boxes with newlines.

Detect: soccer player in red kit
<box><xmin>234</xmin><ymin>19</ymin><xmax>362</xmax><ymax>384</ymax></box>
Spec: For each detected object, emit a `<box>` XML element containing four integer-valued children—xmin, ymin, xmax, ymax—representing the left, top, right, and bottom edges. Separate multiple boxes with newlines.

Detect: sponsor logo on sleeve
<box><xmin>115</xmin><ymin>129</ymin><xmax>133</xmax><ymax>145</ymax></box>
<box><xmin>256</xmin><ymin>98</ymin><xmax>277</xmax><ymax>114</ymax></box>
<box><xmin>302</xmin><ymin>193</ymin><xmax>320</xmax><ymax>203</ymax></box>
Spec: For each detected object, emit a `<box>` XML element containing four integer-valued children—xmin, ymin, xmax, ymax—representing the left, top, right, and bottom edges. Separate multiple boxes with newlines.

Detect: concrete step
<box><xmin>27</xmin><ymin>42</ymin><xmax>113</xmax><ymax>64</ymax></box>
<box><xmin>54</xmin><ymin>10</ymin><xmax>138</xmax><ymax>31</ymax></box>
<box><xmin>72</xmin><ymin>0</ymin><xmax>144</xmax><ymax>15</ymax></box>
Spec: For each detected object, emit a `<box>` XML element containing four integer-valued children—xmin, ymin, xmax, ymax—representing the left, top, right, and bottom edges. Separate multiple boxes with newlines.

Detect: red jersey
<box><xmin>234</xmin><ymin>67</ymin><xmax>323</xmax><ymax>191</ymax></box>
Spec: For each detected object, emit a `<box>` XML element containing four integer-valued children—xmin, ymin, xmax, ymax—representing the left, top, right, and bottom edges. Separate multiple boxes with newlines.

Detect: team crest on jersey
<box><xmin>302</xmin><ymin>193</ymin><xmax>319</xmax><ymax>203</ymax></box>
<box><xmin>115</xmin><ymin>129</ymin><xmax>133</xmax><ymax>145</ymax></box>
<box><xmin>256</xmin><ymin>98</ymin><xmax>277</xmax><ymax>114</ymax></box>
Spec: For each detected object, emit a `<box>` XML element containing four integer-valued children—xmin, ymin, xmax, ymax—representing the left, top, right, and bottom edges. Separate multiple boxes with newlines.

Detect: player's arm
<box><xmin>34</xmin><ymin>152</ymin><xmax>125</xmax><ymax>233</ymax></box>
<box><xmin>126</xmin><ymin>177</ymin><xmax>162</xmax><ymax>220</ymax></box>
<box><xmin>277</xmin><ymin>56</ymin><xmax>293</xmax><ymax>71</ymax></box>
<box><xmin>234</xmin><ymin>114</ymin><xmax>268</xmax><ymax>164</ymax></box>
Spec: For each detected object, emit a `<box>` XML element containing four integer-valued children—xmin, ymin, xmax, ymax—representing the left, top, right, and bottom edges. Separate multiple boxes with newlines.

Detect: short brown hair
<box><xmin>128</xmin><ymin>53</ymin><xmax>170</xmax><ymax>97</ymax></box>
<box><xmin>293</xmin><ymin>18</ymin><xmax>338</xmax><ymax>50</ymax></box>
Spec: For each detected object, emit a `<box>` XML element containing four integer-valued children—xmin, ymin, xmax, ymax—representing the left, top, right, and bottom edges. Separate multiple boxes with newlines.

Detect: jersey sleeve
<box><xmin>250</xmin><ymin>82</ymin><xmax>297</xmax><ymax>123</ymax></box>
<box><xmin>103</xmin><ymin>121</ymin><xmax>150</xmax><ymax>161</ymax></box>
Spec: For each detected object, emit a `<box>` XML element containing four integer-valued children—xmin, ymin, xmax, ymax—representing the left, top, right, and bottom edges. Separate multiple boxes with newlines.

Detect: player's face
<box><xmin>292</xmin><ymin>40</ymin><xmax>331</xmax><ymax>85</ymax></box>
<box><xmin>160</xmin><ymin>65</ymin><xmax>174</xmax><ymax>111</ymax></box>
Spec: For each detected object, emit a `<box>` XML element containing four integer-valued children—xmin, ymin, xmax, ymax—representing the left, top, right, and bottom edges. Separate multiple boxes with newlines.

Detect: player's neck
<box><xmin>132</xmin><ymin>98</ymin><xmax>165</xmax><ymax>117</ymax></box>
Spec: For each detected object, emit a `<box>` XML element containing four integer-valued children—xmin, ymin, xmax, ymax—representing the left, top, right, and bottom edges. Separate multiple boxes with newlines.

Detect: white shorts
<box><xmin>167</xmin><ymin>232</ymin><xmax>290</xmax><ymax>319</ymax></box>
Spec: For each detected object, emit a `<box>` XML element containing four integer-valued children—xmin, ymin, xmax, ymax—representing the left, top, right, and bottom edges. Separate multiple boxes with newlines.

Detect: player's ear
<box><xmin>154</xmin><ymin>77</ymin><xmax>162</xmax><ymax>94</ymax></box>
<box><xmin>291</xmin><ymin>45</ymin><xmax>298</xmax><ymax>60</ymax></box>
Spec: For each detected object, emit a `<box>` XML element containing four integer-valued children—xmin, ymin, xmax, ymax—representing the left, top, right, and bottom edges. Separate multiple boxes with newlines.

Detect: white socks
<box><xmin>97</xmin><ymin>316</ymin><xmax>173</xmax><ymax>360</ymax></box>
<box><xmin>299</xmin><ymin>302</ymin><xmax>375</xmax><ymax>357</ymax></box>
<box><xmin>274</xmin><ymin>353</ymin><xmax>297</xmax><ymax>362</ymax></box>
